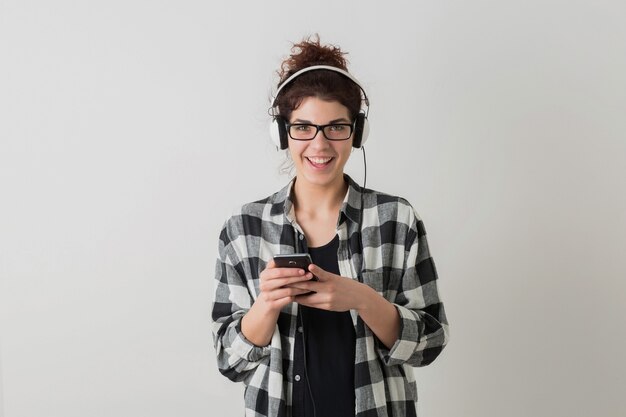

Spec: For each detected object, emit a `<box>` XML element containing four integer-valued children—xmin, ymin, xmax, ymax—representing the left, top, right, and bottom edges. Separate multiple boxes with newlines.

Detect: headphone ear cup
<box><xmin>352</xmin><ymin>113</ymin><xmax>369</xmax><ymax>148</ymax></box>
<box><xmin>269</xmin><ymin>116</ymin><xmax>289</xmax><ymax>150</ymax></box>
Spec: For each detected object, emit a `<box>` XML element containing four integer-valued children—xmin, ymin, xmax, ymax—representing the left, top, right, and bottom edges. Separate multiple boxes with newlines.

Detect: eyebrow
<box><xmin>291</xmin><ymin>118</ymin><xmax>351</xmax><ymax>124</ymax></box>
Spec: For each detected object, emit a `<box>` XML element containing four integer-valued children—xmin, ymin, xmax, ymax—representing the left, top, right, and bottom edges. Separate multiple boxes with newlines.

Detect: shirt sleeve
<box><xmin>211</xmin><ymin>219</ymin><xmax>271</xmax><ymax>382</ymax></box>
<box><xmin>377</xmin><ymin>212</ymin><xmax>450</xmax><ymax>367</ymax></box>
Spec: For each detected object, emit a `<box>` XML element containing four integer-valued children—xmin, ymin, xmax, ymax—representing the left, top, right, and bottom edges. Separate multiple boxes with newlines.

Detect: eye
<box><xmin>294</xmin><ymin>124</ymin><xmax>313</xmax><ymax>132</ymax></box>
<box><xmin>329</xmin><ymin>124</ymin><xmax>346</xmax><ymax>131</ymax></box>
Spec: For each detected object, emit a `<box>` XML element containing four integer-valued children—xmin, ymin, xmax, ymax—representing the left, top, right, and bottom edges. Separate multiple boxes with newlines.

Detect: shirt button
<box><xmin>299</xmin><ymin>234</ymin><xmax>304</xmax><ymax>240</ymax></box>
<box><xmin>297</xmin><ymin>326</ymin><xmax>303</xmax><ymax>333</ymax></box>
<box><xmin>295</xmin><ymin>374</ymin><xmax>301</xmax><ymax>382</ymax></box>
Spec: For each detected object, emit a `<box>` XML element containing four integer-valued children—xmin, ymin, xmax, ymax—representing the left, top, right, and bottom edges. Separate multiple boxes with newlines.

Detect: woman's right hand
<box><xmin>257</xmin><ymin>260</ymin><xmax>314</xmax><ymax>313</ymax></box>
<box><xmin>241</xmin><ymin>260</ymin><xmax>313</xmax><ymax>347</ymax></box>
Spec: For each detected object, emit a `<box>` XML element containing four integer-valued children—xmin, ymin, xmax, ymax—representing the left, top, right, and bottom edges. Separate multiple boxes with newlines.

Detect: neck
<box><xmin>292</xmin><ymin>175</ymin><xmax>348</xmax><ymax>217</ymax></box>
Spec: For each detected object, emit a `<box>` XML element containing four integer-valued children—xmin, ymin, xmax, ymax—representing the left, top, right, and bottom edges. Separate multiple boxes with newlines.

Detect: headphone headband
<box><xmin>271</xmin><ymin>65</ymin><xmax>369</xmax><ymax>112</ymax></box>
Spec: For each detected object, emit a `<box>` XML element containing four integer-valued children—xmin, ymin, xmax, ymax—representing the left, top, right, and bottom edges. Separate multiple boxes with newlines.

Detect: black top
<box><xmin>292</xmin><ymin>235</ymin><xmax>356</xmax><ymax>417</ymax></box>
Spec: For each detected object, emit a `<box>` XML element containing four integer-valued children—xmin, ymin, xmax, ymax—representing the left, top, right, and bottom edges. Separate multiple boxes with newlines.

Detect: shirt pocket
<box><xmin>361</xmin><ymin>269</ymin><xmax>403</xmax><ymax>302</ymax></box>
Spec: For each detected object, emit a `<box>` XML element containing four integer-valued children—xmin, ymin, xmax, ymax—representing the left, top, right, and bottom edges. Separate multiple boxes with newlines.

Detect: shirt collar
<box><xmin>270</xmin><ymin>174</ymin><xmax>363</xmax><ymax>225</ymax></box>
<box><xmin>340</xmin><ymin>174</ymin><xmax>363</xmax><ymax>224</ymax></box>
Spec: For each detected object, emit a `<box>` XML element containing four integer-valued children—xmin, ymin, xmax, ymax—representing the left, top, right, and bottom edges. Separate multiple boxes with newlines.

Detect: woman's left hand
<box><xmin>290</xmin><ymin>263</ymin><xmax>401</xmax><ymax>348</ymax></box>
<box><xmin>288</xmin><ymin>264</ymin><xmax>366</xmax><ymax>312</ymax></box>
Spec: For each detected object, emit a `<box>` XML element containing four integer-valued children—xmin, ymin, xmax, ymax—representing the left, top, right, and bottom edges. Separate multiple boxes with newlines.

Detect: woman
<box><xmin>212</xmin><ymin>36</ymin><xmax>449</xmax><ymax>417</ymax></box>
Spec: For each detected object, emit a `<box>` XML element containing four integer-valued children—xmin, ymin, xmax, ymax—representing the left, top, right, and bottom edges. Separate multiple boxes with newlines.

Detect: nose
<box><xmin>310</xmin><ymin>127</ymin><xmax>328</xmax><ymax>146</ymax></box>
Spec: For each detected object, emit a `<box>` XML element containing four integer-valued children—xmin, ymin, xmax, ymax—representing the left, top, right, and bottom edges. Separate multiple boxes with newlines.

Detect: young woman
<box><xmin>212</xmin><ymin>37</ymin><xmax>449</xmax><ymax>417</ymax></box>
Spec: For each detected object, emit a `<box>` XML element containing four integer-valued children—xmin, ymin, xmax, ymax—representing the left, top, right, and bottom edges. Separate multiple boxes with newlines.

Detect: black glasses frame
<box><xmin>285</xmin><ymin>122</ymin><xmax>355</xmax><ymax>141</ymax></box>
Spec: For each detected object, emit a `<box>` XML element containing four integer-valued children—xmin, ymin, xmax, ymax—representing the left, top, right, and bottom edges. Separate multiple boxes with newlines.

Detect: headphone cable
<box><xmin>299</xmin><ymin>308</ymin><xmax>318</xmax><ymax>417</ymax></box>
<box><xmin>361</xmin><ymin>146</ymin><xmax>367</xmax><ymax>190</ymax></box>
<box><xmin>358</xmin><ymin>146</ymin><xmax>367</xmax><ymax>279</ymax></box>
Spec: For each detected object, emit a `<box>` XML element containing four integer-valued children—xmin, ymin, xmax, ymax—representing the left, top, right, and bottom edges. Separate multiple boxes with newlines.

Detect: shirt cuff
<box><xmin>377</xmin><ymin>304</ymin><xmax>421</xmax><ymax>366</ymax></box>
<box><xmin>231</xmin><ymin>319</ymin><xmax>271</xmax><ymax>363</ymax></box>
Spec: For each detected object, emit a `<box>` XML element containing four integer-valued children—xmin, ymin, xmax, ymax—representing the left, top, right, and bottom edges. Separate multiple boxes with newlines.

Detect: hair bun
<box><xmin>278</xmin><ymin>34</ymin><xmax>349</xmax><ymax>84</ymax></box>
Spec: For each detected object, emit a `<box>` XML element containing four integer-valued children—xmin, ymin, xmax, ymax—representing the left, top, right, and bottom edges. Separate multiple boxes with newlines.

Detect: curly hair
<box><xmin>273</xmin><ymin>35</ymin><xmax>362</xmax><ymax>122</ymax></box>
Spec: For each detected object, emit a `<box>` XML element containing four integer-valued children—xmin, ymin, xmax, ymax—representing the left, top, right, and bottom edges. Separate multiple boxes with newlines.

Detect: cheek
<box><xmin>287</xmin><ymin>143</ymin><xmax>305</xmax><ymax>161</ymax></box>
<box><xmin>337</xmin><ymin>143</ymin><xmax>353</xmax><ymax>160</ymax></box>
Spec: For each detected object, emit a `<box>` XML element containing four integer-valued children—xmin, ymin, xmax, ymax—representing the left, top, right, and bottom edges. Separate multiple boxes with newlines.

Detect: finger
<box><xmin>267</xmin><ymin>286</ymin><xmax>312</xmax><ymax>301</ymax></box>
<box><xmin>294</xmin><ymin>292</ymin><xmax>322</xmax><ymax>306</ymax></box>
<box><xmin>261</xmin><ymin>274</ymin><xmax>314</xmax><ymax>292</ymax></box>
<box><xmin>271</xmin><ymin>293</ymin><xmax>302</xmax><ymax>310</ymax></box>
<box><xmin>262</xmin><ymin>267</ymin><xmax>308</xmax><ymax>281</ymax></box>
<box><xmin>308</xmin><ymin>264</ymin><xmax>333</xmax><ymax>281</ymax></box>
<box><xmin>284</xmin><ymin>280</ymin><xmax>319</xmax><ymax>292</ymax></box>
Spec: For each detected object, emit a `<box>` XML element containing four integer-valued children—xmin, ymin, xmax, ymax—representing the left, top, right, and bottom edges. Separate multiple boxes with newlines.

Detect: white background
<box><xmin>1</xmin><ymin>1</ymin><xmax>625</xmax><ymax>416</ymax></box>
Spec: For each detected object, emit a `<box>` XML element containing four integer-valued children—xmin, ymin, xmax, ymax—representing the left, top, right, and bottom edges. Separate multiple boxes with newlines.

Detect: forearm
<box><xmin>356</xmin><ymin>284</ymin><xmax>401</xmax><ymax>349</ymax></box>
<box><xmin>241</xmin><ymin>299</ymin><xmax>280</xmax><ymax>347</ymax></box>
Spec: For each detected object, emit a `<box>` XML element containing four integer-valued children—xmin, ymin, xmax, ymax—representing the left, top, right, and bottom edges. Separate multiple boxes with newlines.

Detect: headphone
<box><xmin>269</xmin><ymin>65</ymin><xmax>370</xmax><ymax>150</ymax></box>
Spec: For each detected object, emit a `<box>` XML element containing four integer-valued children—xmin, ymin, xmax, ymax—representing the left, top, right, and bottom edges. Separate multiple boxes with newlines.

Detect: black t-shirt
<box><xmin>292</xmin><ymin>235</ymin><xmax>356</xmax><ymax>417</ymax></box>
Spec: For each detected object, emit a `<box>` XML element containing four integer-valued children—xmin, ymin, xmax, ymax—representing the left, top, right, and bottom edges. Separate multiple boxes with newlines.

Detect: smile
<box><xmin>305</xmin><ymin>156</ymin><xmax>334</xmax><ymax>168</ymax></box>
<box><xmin>307</xmin><ymin>156</ymin><xmax>333</xmax><ymax>164</ymax></box>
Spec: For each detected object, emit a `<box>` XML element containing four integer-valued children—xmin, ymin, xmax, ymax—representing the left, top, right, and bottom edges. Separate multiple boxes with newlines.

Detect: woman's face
<box><xmin>287</xmin><ymin>97</ymin><xmax>353</xmax><ymax>190</ymax></box>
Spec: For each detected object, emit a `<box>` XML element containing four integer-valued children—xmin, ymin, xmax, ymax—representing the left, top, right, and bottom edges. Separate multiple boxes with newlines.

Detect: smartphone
<box><xmin>273</xmin><ymin>253</ymin><xmax>318</xmax><ymax>281</ymax></box>
<box><xmin>273</xmin><ymin>253</ymin><xmax>312</xmax><ymax>270</ymax></box>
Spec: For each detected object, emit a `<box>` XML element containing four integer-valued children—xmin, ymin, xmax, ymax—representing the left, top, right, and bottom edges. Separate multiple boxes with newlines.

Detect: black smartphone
<box><xmin>273</xmin><ymin>253</ymin><xmax>311</xmax><ymax>270</ymax></box>
<box><xmin>273</xmin><ymin>253</ymin><xmax>318</xmax><ymax>281</ymax></box>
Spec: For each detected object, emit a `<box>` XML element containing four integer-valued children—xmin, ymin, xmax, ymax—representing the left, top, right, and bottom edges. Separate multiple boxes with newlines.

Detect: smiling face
<box><xmin>287</xmin><ymin>96</ymin><xmax>353</xmax><ymax>190</ymax></box>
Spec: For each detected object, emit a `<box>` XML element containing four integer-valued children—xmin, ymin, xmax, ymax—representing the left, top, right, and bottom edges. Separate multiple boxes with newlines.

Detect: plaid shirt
<box><xmin>212</xmin><ymin>175</ymin><xmax>449</xmax><ymax>417</ymax></box>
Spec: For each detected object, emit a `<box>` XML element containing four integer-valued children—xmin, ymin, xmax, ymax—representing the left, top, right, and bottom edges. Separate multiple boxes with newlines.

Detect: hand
<box><xmin>241</xmin><ymin>260</ymin><xmax>314</xmax><ymax>347</ymax></box>
<box><xmin>290</xmin><ymin>264</ymin><xmax>401</xmax><ymax>348</ymax></box>
<box><xmin>289</xmin><ymin>264</ymin><xmax>366</xmax><ymax>312</ymax></box>
<box><xmin>257</xmin><ymin>260</ymin><xmax>316</xmax><ymax>313</ymax></box>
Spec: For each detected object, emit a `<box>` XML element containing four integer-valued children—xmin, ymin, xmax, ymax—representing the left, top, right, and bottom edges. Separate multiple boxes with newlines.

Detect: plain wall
<box><xmin>1</xmin><ymin>1</ymin><xmax>625</xmax><ymax>416</ymax></box>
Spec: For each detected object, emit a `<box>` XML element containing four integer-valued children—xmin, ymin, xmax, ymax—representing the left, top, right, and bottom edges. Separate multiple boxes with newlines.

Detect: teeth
<box><xmin>307</xmin><ymin>157</ymin><xmax>332</xmax><ymax>164</ymax></box>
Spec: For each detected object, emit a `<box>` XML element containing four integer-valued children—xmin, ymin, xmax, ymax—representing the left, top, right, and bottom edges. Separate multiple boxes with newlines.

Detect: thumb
<box><xmin>308</xmin><ymin>264</ymin><xmax>331</xmax><ymax>281</ymax></box>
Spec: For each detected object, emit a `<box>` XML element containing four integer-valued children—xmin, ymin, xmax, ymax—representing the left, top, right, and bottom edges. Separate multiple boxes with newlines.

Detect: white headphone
<box><xmin>269</xmin><ymin>65</ymin><xmax>370</xmax><ymax>150</ymax></box>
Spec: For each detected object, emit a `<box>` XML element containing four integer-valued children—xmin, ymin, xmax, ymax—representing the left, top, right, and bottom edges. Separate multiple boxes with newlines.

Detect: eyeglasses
<box><xmin>286</xmin><ymin>123</ymin><xmax>354</xmax><ymax>141</ymax></box>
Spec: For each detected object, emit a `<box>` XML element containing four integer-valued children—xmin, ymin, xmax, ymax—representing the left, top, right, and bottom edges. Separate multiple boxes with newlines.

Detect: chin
<box><xmin>301</xmin><ymin>171</ymin><xmax>343</xmax><ymax>187</ymax></box>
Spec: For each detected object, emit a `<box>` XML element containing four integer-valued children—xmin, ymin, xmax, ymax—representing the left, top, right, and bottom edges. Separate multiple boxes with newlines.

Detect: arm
<box><xmin>292</xmin><ymin>263</ymin><xmax>401</xmax><ymax>349</ymax></box>
<box><xmin>211</xmin><ymin>230</ymin><xmax>270</xmax><ymax>383</ymax></box>
<box><xmin>212</xmin><ymin>222</ymin><xmax>313</xmax><ymax>382</ymax></box>
<box><xmin>241</xmin><ymin>260</ymin><xmax>313</xmax><ymax>346</ymax></box>
<box><xmin>290</xmin><ymin>211</ymin><xmax>449</xmax><ymax>366</ymax></box>
<box><xmin>353</xmin><ymin>284</ymin><xmax>401</xmax><ymax>349</ymax></box>
<box><xmin>376</xmin><ymin>214</ymin><xmax>449</xmax><ymax>367</ymax></box>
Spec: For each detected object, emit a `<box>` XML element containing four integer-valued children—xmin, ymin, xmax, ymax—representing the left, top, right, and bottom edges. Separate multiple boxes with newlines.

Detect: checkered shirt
<box><xmin>212</xmin><ymin>175</ymin><xmax>449</xmax><ymax>417</ymax></box>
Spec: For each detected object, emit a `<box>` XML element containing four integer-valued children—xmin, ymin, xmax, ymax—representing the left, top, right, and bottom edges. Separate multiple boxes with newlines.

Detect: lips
<box><xmin>306</xmin><ymin>156</ymin><xmax>334</xmax><ymax>168</ymax></box>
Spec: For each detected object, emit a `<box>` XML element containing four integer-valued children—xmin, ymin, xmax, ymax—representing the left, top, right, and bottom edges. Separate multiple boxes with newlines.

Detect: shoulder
<box><xmin>360</xmin><ymin>186</ymin><xmax>422</xmax><ymax>227</ymax></box>
<box><xmin>220</xmin><ymin>188</ymin><xmax>287</xmax><ymax>244</ymax></box>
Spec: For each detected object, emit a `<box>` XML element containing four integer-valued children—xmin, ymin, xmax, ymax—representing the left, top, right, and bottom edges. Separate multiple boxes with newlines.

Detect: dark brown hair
<box><xmin>273</xmin><ymin>35</ymin><xmax>362</xmax><ymax>122</ymax></box>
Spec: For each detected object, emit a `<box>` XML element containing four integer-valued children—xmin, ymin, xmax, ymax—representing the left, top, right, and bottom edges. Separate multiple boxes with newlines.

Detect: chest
<box><xmin>296</xmin><ymin>215</ymin><xmax>339</xmax><ymax>248</ymax></box>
